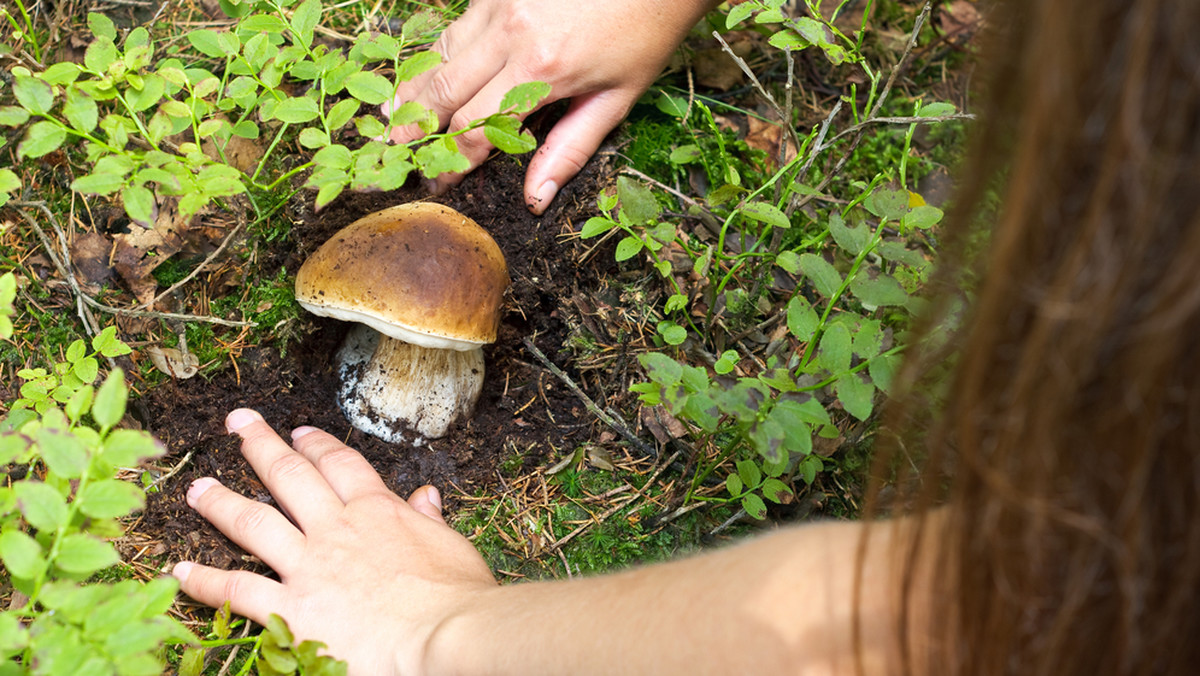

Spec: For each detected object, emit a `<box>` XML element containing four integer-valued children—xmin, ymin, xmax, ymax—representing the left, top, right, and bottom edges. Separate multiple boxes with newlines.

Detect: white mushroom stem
<box><xmin>336</xmin><ymin>325</ymin><xmax>484</xmax><ymax>441</ymax></box>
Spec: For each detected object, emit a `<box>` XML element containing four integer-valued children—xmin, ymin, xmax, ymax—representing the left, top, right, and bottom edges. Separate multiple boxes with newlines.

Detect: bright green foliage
<box><xmin>586</xmin><ymin>3</ymin><xmax>954</xmax><ymax>514</ymax></box>
<box><xmin>0</xmin><ymin>290</ymin><xmax>193</xmax><ymax>672</ymax></box>
<box><xmin>2</xmin><ymin>1</ymin><xmax>549</xmax><ymax>221</ymax></box>
<box><xmin>182</xmin><ymin>603</ymin><xmax>347</xmax><ymax>675</ymax></box>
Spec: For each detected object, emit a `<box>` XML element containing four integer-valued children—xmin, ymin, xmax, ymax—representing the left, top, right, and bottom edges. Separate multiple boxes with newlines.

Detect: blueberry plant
<box><xmin>1</xmin><ymin>0</ymin><xmax>547</xmax><ymax>221</ymax></box>
<box><xmin>583</xmin><ymin>1</ymin><xmax>956</xmax><ymax>518</ymax></box>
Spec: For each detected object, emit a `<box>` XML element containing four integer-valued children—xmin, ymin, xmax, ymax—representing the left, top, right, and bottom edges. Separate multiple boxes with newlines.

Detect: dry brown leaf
<box><xmin>147</xmin><ymin>346</ymin><xmax>200</xmax><ymax>379</ymax></box>
<box><xmin>940</xmin><ymin>0</ymin><xmax>983</xmax><ymax>43</ymax></box>
<box><xmin>693</xmin><ymin>48</ymin><xmax>746</xmax><ymax>92</ymax></box>
<box><xmin>640</xmin><ymin>405</ymin><xmax>689</xmax><ymax>445</ymax></box>
<box><xmin>745</xmin><ymin>116</ymin><xmax>798</xmax><ymax>168</ymax></box>
<box><xmin>69</xmin><ymin>231</ymin><xmax>114</xmax><ymax>294</ymax></box>
<box><xmin>202</xmin><ymin>135</ymin><xmax>265</xmax><ymax>174</ymax></box>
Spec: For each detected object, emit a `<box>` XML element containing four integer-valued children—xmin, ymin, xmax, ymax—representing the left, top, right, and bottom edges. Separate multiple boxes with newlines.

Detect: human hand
<box><xmin>172</xmin><ymin>408</ymin><xmax>496</xmax><ymax>675</ymax></box>
<box><xmin>386</xmin><ymin>0</ymin><xmax>717</xmax><ymax>214</ymax></box>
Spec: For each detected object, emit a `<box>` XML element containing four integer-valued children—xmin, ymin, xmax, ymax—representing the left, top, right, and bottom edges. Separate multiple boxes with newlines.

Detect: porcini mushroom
<box><xmin>294</xmin><ymin>202</ymin><xmax>508</xmax><ymax>441</ymax></box>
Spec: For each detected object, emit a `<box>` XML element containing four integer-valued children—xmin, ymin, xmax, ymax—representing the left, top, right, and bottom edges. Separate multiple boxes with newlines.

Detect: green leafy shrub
<box><xmin>1</xmin><ymin>0</ymin><xmax>548</xmax><ymax>219</ymax></box>
<box><xmin>586</xmin><ymin>2</ymin><xmax>955</xmax><ymax>517</ymax></box>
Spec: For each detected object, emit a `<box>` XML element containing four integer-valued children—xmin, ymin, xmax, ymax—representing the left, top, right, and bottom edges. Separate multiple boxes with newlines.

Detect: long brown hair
<box><xmin>874</xmin><ymin>0</ymin><xmax>1200</xmax><ymax>673</ymax></box>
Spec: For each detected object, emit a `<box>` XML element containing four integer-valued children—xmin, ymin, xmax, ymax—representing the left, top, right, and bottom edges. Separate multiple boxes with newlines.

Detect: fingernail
<box><xmin>187</xmin><ymin>477</ymin><xmax>219</xmax><ymax>507</ymax></box>
<box><xmin>225</xmin><ymin>408</ymin><xmax>263</xmax><ymax>433</ymax></box>
<box><xmin>172</xmin><ymin>561</ymin><xmax>193</xmax><ymax>583</ymax></box>
<box><xmin>531</xmin><ymin>180</ymin><xmax>558</xmax><ymax>214</ymax></box>
<box><xmin>291</xmin><ymin>426</ymin><xmax>318</xmax><ymax>440</ymax></box>
<box><xmin>427</xmin><ymin>486</ymin><xmax>442</xmax><ymax>512</ymax></box>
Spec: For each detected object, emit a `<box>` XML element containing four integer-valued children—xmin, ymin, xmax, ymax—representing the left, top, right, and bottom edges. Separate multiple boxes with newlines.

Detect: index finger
<box><xmin>225</xmin><ymin>409</ymin><xmax>345</xmax><ymax>527</ymax></box>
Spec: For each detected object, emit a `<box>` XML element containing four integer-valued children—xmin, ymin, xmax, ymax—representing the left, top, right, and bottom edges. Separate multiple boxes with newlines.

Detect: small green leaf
<box><xmin>272</xmin><ymin>96</ymin><xmax>320</xmax><ymax>123</ymax></box>
<box><xmin>65</xmin><ymin>384</ymin><xmax>94</xmax><ymax>423</ymax></box>
<box><xmin>657</xmin><ymin>321</ymin><xmax>687</xmax><ymax>346</ymax></box>
<box><xmin>315</xmin><ymin>181</ymin><xmax>346</xmax><ymax>210</ymax></box>
<box><xmin>18</xmin><ymin>121</ymin><xmax>67</xmax><ymax>159</ymax></box>
<box><xmin>664</xmin><ymin>293</ymin><xmax>687</xmax><ymax>314</ymax></box>
<box><xmin>55</xmin><ymin>533</ymin><xmax>120</xmax><ymax>575</ymax></box>
<box><xmin>761</xmin><ymin>478</ymin><xmax>793</xmax><ymax>504</ymax></box>
<box><xmin>84</xmin><ymin>37</ymin><xmax>120</xmax><ymax>73</ymax></box>
<box><xmin>768</xmin><ymin>28</ymin><xmax>809</xmax><ymax>51</ymax></box>
<box><xmin>865</xmin><ymin>187</ymin><xmax>908</xmax><ymax>221</ymax></box>
<box><xmin>740</xmin><ymin>200</ymin><xmax>790</xmax><ymax>229</ymax></box>
<box><xmin>614</xmin><ymin>235</ymin><xmax>644</xmax><ymax>261</ymax></box>
<box><xmin>903</xmin><ymin>204</ymin><xmax>944</xmax><ymax>230</ymax></box>
<box><xmin>345</xmin><ymin>71</ymin><xmax>394</xmax><ymax>105</ymax></box>
<box><xmin>849</xmin><ymin>273</ymin><xmax>909</xmax><ymax>308</ymax></box>
<box><xmin>355</xmin><ymin>116</ymin><xmax>386</xmax><ymax>139</ymax></box>
<box><xmin>0</xmin><ymin>528</ymin><xmax>43</xmax><ymax>579</ymax></box>
<box><xmin>41</xmin><ymin>62</ymin><xmax>83</xmax><ymax>86</ymax></box>
<box><xmin>415</xmin><ymin>137</ymin><xmax>470</xmax><ymax>178</ymax></box>
<box><xmin>775</xmin><ymin>250</ymin><xmax>801</xmax><ymax>274</ymax></box>
<box><xmin>122</xmin><ymin>185</ymin><xmax>157</xmax><ymax>227</ymax></box>
<box><xmin>741</xmin><ymin>493</ymin><xmax>768</xmax><ymax>520</ymax></box>
<box><xmin>918</xmin><ymin>101</ymin><xmax>956</xmax><ymax>117</ymax></box>
<box><xmin>736</xmin><ymin>459</ymin><xmax>762</xmax><ymax>488</ymax></box>
<box><xmin>484</xmin><ymin>115</ymin><xmax>536</xmax><ymax>154</ymax></box>
<box><xmin>669</xmin><ymin>144</ymin><xmax>700</xmax><ymax>164</ymax></box>
<box><xmin>92</xmin><ymin>369</ymin><xmax>127</xmax><ymax>429</ymax></box>
<box><xmin>38</xmin><ymin>428</ymin><xmax>90</xmax><ymax>479</ymax></box>
<box><xmin>499</xmin><ymin>81</ymin><xmax>552</xmax><ymax>114</ymax></box>
<box><xmin>327</xmin><ymin>99</ymin><xmax>360</xmax><ymax>130</ymax></box>
<box><xmin>79</xmin><ymin>479</ymin><xmax>146</xmax><ymax>519</ymax></box>
<box><xmin>290</xmin><ymin>0</ymin><xmax>322</xmax><ymax>46</ymax></box>
<box><xmin>714</xmin><ymin>349</ymin><xmax>739</xmax><ymax>375</ymax></box>
<box><xmin>726</xmin><ymin>473</ymin><xmax>744</xmax><ymax>497</ymax></box>
<box><xmin>312</xmin><ymin>144</ymin><xmax>352</xmax><ymax>170</ymax></box>
<box><xmin>100</xmin><ymin>429</ymin><xmax>163</xmax><ymax>467</ymax></box>
<box><xmin>869</xmin><ymin>353</ymin><xmax>901</xmax><ymax>395</ymax></box>
<box><xmin>799</xmin><ymin>253</ymin><xmax>842</xmax><ymax>298</ymax></box>
<box><xmin>11</xmin><ymin>59</ymin><xmax>49</xmax><ymax>101</ymax></box>
<box><xmin>72</xmin><ymin>171</ymin><xmax>124</xmax><ymax>196</ymax></box>
<box><xmin>828</xmin><ymin>211</ymin><xmax>869</xmax><ymax>255</ymax></box>
<box><xmin>299</xmin><ymin>128</ymin><xmax>330</xmax><ymax>149</ymax></box>
<box><xmin>726</xmin><ymin>2</ymin><xmax>756</xmax><ymax>28</ymax></box>
<box><xmin>0</xmin><ymin>106</ymin><xmax>30</xmax><ymax>127</ymax></box>
<box><xmin>61</xmin><ymin>87</ymin><xmax>99</xmax><ymax>133</ymax></box>
<box><xmin>798</xmin><ymin>455</ymin><xmax>821</xmax><ymax>486</ymax></box>
<box><xmin>580</xmin><ymin>217</ymin><xmax>616</xmax><ymax>238</ymax></box>
<box><xmin>835</xmin><ymin>372</ymin><xmax>874</xmax><ymax>421</ymax></box>
<box><xmin>14</xmin><ymin>480</ymin><xmax>69</xmax><ymax>531</ymax></box>
<box><xmin>616</xmin><ymin>176</ymin><xmax>661</xmax><ymax>224</ymax></box>
<box><xmin>817</xmin><ymin>322</ymin><xmax>852</xmax><ymax>373</ymax></box>
<box><xmin>638</xmin><ymin>352</ymin><xmax>683</xmax><ymax>386</ymax></box>
<box><xmin>395</xmin><ymin>51</ymin><xmax>443</xmax><ymax>83</ymax></box>
<box><xmin>88</xmin><ymin>12</ymin><xmax>117</xmax><ymax>41</ymax></box>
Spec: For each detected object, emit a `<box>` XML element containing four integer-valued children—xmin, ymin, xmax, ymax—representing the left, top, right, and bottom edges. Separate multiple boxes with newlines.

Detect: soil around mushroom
<box><xmin>135</xmin><ymin>144</ymin><xmax>620</xmax><ymax>570</ymax></box>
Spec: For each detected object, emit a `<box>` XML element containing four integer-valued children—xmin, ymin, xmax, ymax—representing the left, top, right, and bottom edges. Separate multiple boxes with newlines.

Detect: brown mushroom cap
<box><xmin>295</xmin><ymin>202</ymin><xmax>509</xmax><ymax>351</ymax></box>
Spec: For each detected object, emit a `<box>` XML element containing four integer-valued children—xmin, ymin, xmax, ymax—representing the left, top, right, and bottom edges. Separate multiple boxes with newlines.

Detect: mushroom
<box><xmin>294</xmin><ymin>203</ymin><xmax>509</xmax><ymax>441</ymax></box>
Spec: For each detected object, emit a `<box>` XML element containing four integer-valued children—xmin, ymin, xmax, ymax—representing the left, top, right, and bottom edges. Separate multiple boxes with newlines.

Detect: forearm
<box><xmin>421</xmin><ymin>520</ymin><xmax>912</xmax><ymax>675</ymax></box>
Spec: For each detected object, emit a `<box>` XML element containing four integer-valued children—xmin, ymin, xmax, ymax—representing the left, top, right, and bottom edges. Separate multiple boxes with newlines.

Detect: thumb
<box><xmin>407</xmin><ymin>485</ymin><xmax>445</xmax><ymax>522</ymax></box>
<box><xmin>525</xmin><ymin>90</ymin><xmax>637</xmax><ymax>215</ymax></box>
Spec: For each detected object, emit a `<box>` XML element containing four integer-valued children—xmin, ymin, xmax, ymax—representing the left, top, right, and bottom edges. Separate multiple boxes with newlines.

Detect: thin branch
<box><xmin>13</xmin><ymin>202</ymin><xmax>255</xmax><ymax>328</ymax></box>
<box><xmin>137</xmin><ymin>217</ymin><xmax>247</xmax><ymax>311</ymax></box>
<box><xmin>712</xmin><ymin>30</ymin><xmax>804</xmax><ymax>160</ymax></box>
<box><xmin>522</xmin><ymin>337</ymin><xmax>657</xmax><ymax>458</ymax></box>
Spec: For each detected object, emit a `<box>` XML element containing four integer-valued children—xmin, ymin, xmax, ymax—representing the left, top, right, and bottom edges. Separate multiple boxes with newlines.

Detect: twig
<box><xmin>13</xmin><ymin>202</ymin><xmax>255</xmax><ymax>328</ymax></box>
<box><xmin>137</xmin><ymin>217</ymin><xmax>246</xmax><ymax>311</ymax></box>
<box><xmin>522</xmin><ymin>337</ymin><xmax>657</xmax><ymax>458</ymax></box>
<box><xmin>216</xmin><ymin>620</ymin><xmax>253</xmax><ymax>676</ymax></box>
<box><xmin>149</xmin><ymin>449</ymin><xmax>194</xmax><ymax>491</ymax></box>
<box><xmin>711</xmin><ymin>31</ymin><xmax>803</xmax><ymax>159</ymax></box>
<box><xmin>709</xmin><ymin>507</ymin><xmax>748</xmax><ymax>536</ymax></box>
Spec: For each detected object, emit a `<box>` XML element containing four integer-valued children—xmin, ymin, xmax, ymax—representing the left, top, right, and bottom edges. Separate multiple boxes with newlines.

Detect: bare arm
<box><xmin>174</xmin><ymin>410</ymin><xmax>926</xmax><ymax>675</ymax></box>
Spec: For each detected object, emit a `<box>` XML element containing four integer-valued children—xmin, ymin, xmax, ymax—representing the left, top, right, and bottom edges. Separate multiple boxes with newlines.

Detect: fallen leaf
<box><xmin>940</xmin><ymin>0</ymin><xmax>983</xmax><ymax>44</ymax></box>
<box><xmin>640</xmin><ymin>405</ymin><xmax>689</xmax><ymax>444</ymax></box>
<box><xmin>745</xmin><ymin>116</ymin><xmax>798</xmax><ymax>168</ymax></box>
<box><xmin>69</xmin><ymin>231</ymin><xmax>114</xmax><ymax>294</ymax></box>
<box><xmin>587</xmin><ymin>445</ymin><xmax>616</xmax><ymax>471</ymax></box>
<box><xmin>692</xmin><ymin>48</ymin><xmax>746</xmax><ymax>92</ymax></box>
<box><xmin>147</xmin><ymin>346</ymin><xmax>200</xmax><ymax>379</ymax></box>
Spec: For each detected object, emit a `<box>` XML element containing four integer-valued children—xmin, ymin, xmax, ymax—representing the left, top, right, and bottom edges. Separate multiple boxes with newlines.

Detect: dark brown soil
<box><xmin>137</xmin><ymin>140</ymin><xmax>621</xmax><ymax>570</ymax></box>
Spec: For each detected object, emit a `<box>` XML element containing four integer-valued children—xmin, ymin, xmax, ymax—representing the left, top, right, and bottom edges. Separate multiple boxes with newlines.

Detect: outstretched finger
<box><xmin>173</xmin><ymin>561</ymin><xmax>286</xmax><ymax>626</ymax></box>
<box><xmin>186</xmin><ymin>477</ymin><xmax>306</xmax><ymax>574</ymax></box>
<box><xmin>225</xmin><ymin>409</ymin><xmax>344</xmax><ymax>526</ymax></box>
<box><xmin>524</xmin><ymin>89</ymin><xmax>638</xmax><ymax>215</ymax></box>
<box><xmin>288</xmin><ymin>426</ymin><xmax>390</xmax><ymax>502</ymax></box>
